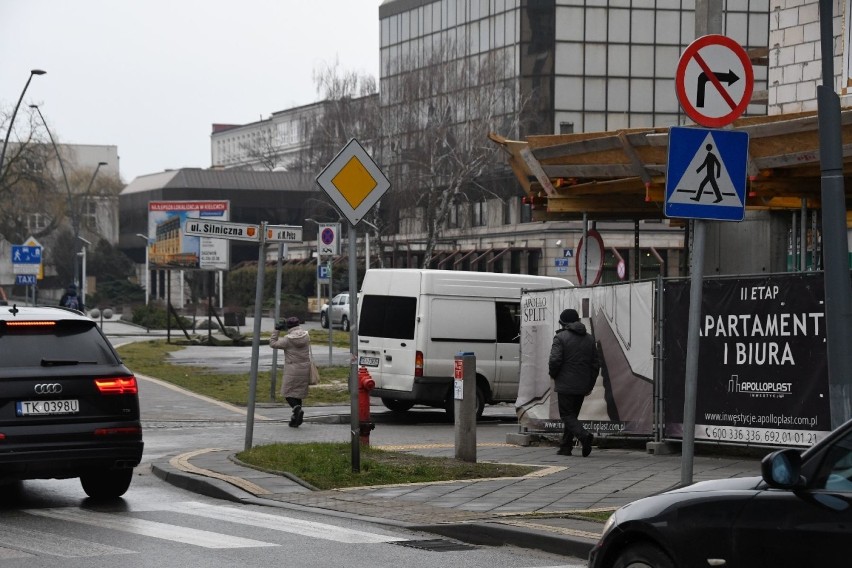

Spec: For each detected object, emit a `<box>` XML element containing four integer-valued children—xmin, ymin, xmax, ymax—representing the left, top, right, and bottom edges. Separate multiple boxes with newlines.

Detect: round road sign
<box><xmin>575</xmin><ymin>229</ymin><xmax>605</xmax><ymax>286</ymax></box>
<box><xmin>321</xmin><ymin>227</ymin><xmax>335</xmax><ymax>245</ymax></box>
<box><xmin>675</xmin><ymin>34</ymin><xmax>753</xmax><ymax>128</ymax></box>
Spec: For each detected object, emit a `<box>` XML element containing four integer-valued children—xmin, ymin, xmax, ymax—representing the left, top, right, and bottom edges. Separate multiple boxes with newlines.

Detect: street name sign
<box><xmin>316</xmin><ymin>138</ymin><xmax>390</xmax><ymax>226</ymax></box>
<box><xmin>184</xmin><ymin>219</ymin><xmax>261</xmax><ymax>242</ymax></box>
<box><xmin>665</xmin><ymin>126</ymin><xmax>748</xmax><ymax>221</ymax></box>
<box><xmin>266</xmin><ymin>225</ymin><xmax>303</xmax><ymax>243</ymax></box>
<box><xmin>675</xmin><ymin>34</ymin><xmax>753</xmax><ymax>128</ymax></box>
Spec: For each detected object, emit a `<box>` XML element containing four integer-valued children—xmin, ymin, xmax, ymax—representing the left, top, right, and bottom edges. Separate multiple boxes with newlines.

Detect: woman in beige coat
<box><xmin>269</xmin><ymin>316</ymin><xmax>311</xmax><ymax>427</ymax></box>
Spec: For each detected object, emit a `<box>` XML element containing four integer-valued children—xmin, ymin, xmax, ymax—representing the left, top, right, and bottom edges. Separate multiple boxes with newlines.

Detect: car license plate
<box><xmin>16</xmin><ymin>399</ymin><xmax>80</xmax><ymax>416</ymax></box>
<box><xmin>359</xmin><ymin>356</ymin><xmax>380</xmax><ymax>367</ymax></box>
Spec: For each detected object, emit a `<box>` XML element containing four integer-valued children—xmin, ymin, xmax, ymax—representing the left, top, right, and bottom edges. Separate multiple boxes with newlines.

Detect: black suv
<box><xmin>0</xmin><ymin>305</ymin><xmax>143</xmax><ymax>498</ymax></box>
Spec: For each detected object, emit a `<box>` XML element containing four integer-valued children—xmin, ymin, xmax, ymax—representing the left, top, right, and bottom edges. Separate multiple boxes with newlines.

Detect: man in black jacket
<box><xmin>549</xmin><ymin>308</ymin><xmax>601</xmax><ymax>456</ymax></box>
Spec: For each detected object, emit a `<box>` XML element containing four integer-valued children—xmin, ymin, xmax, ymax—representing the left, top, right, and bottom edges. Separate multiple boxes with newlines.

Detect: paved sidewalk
<box><xmin>150</xmin><ymin>410</ymin><xmax>764</xmax><ymax>559</ymax></box>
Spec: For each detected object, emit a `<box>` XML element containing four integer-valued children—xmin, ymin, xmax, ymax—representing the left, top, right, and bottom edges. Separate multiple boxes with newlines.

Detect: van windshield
<box><xmin>359</xmin><ymin>295</ymin><xmax>417</xmax><ymax>339</ymax></box>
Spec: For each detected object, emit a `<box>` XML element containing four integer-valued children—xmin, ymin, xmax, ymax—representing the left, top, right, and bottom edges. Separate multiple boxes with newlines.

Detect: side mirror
<box><xmin>761</xmin><ymin>448</ymin><xmax>804</xmax><ymax>489</ymax></box>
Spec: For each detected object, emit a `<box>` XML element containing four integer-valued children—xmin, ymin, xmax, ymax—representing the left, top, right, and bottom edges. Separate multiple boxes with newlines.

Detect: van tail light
<box><xmin>0</xmin><ymin>433</ymin><xmax>5</xmax><ymax>441</ymax></box>
<box><xmin>415</xmin><ymin>351</ymin><xmax>424</xmax><ymax>377</ymax></box>
<box><xmin>95</xmin><ymin>376</ymin><xmax>138</xmax><ymax>395</ymax></box>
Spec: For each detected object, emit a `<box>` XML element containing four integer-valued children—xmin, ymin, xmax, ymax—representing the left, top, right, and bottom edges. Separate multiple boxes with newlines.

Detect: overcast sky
<box><xmin>1</xmin><ymin>0</ymin><xmax>381</xmax><ymax>182</ymax></box>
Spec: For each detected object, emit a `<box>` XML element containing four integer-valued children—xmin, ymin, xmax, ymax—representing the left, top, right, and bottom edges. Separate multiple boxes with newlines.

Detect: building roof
<box><xmin>121</xmin><ymin>168</ymin><xmax>315</xmax><ymax>195</ymax></box>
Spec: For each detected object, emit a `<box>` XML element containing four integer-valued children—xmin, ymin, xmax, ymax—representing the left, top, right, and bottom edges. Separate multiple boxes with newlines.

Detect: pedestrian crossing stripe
<box><xmin>16</xmin><ymin>501</ymin><xmax>408</xmax><ymax>557</ymax></box>
<box><xmin>665</xmin><ymin>126</ymin><xmax>749</xmax><ymax>221</ymax></box>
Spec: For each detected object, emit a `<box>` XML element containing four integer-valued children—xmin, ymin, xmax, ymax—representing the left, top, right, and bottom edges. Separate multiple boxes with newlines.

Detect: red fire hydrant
<box><xmin>358</xmin><ymin>366</ymin><xmax>376</xmax><ymax>446</ymax></box>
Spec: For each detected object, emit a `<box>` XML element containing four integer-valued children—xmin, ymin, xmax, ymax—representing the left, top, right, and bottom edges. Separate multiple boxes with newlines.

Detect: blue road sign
<box><xmin>665</xmin><ymin>126</ymin><xmax>749</xmax><ymax>221</ymax></box>
<box><xmin>16</xmin><ymin>274</ymin><xmax>36</xmax><ymax>286</ymax></box>
<box><xmin>554</xmin><ymin>258</ymin><xmax>570</xmax><ymax>267</ymax></box>
<box><xmin>11</xmin><ymin>245</ymin><xmax>42</xmax><ymax>264</ymax></box>
<box><xmin>317</xmin><ymin>263</ymin><xmax>330</xmax><ymax>282</ymax></box>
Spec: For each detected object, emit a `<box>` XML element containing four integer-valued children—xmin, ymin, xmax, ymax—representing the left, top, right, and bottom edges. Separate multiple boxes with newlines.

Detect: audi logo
<box><xmin>34</xmin><ymin>383</ymin><xmax>63</xmax><ymax>395</ymax></box>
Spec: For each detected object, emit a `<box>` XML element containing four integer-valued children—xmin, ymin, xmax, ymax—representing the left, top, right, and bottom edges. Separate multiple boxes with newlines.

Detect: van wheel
<box><xmin>382</xmin><ymin>398</ymin><xmax>415</xmax><ymax>412</ymax></box>
<box><xmin>341</xmin><ymin>316</ymin><xmax>350</xmax><ymax>332</ymax></box>
<box><xmin>320</xmin><ymin>312</ymin><xmax>329</xmax><ymax>329</ymax></box>
<box><xmin>444</xmin><ymin>386</ymin><xmax>485</xmax><ymax>420</ymax></box>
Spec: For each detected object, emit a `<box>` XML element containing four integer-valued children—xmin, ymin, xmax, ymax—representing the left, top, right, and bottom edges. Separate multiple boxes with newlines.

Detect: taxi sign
<box><xmin>184</xmin><ymin>219</ymin><xmax>260</xmax><ymax>242</ymax></box>
<box><xmin>316</xmin><ymin>138</ymin><xmax>390</xmax><ymax>226</ymax></box>
<box><xmin>266</xmin><ymin>225</ymin><xmax>303</xmax><ymax>243</ymax></box>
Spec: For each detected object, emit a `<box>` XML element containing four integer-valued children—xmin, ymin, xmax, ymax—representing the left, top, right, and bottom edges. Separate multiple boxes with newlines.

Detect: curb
<box><xmin>413</xmin><ymin>521</ymin><xmax>596</xmax><ymax>559</ymax></box>
<box><xmin>151</xmin><ymin>456</ymin><xmax>599</xmax><ymax>559</ymax></box>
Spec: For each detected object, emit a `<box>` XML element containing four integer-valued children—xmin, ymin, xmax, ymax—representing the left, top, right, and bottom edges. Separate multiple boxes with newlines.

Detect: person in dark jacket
<box><xmin>549</xmin><ymin>308</ymin><xmax>601</xmax><ymax>456</ymax></box>
<box><xmin>58</xmin><ymin>283</ymin><xmax>84</xmax><ymax>312</ymax></box>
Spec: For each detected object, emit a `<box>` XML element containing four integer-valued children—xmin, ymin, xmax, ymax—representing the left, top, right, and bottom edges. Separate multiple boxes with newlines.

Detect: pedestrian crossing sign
<box><xmin>665</xmin><ymin>126</ymin><xmax>749</xmax><ymax>221</ymax></box>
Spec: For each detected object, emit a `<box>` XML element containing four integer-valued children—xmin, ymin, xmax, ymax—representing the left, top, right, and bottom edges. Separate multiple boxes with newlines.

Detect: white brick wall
<box><xmin>768</xmin><ymin>0</ymin><xmax>844</xmax><ymax>115</ymax></box>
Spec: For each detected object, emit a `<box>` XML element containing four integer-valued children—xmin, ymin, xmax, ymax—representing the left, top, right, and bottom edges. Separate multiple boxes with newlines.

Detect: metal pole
<box><xmin>348</xmin><ymin>223</ymin><xmax>360</xmax><ymax>472</ymax></box>
<box><xmin>0</xmin><ymin>70</ymin><xmax>45</xmax><ymax>180</ymax></box>
<box><xmin>681</xmin><ymin>220</ymin><xmax>706</xmax><ymax>486</ymax></box>
<box><xmin>245</xmin><ymin>223</ymin><xmax>267</xmax><ymax>451</ymax></box>
<box><xmin>792</xmin><ymin>210</ymin><xmax>798</xmax><ymax>271</ymax></box>
<box><xmin>328</xmin><ymin>259</ymin><xmax>334</xmax><ymax>365</ymax></box>
<box><xmin>270</xmin><ymin>243</ymin><xmax>285</xmax><ymax>399</ymax></box>
<box><xmin>144</xmin><ymin>245</ymin><xmax>149</xmax><ymax>305</ymax></box>
<box><xmin>582</xmin><ymin>213</ymin><xmax>588</xmax><ymax>285</ymax></box>
<box><xmin>800</xmin><ymin>199</ymin><xmax>807</xmax><ymax>272</ymax></box>
<box><xmin>80</xmin><ymin>246</ymin><xmax>86</xmax><ymax>310</ymax></box>
<box><xmin>818</xmin><ymin>0</ymin><xmax>852</xmax><ymax>427</ymax></box>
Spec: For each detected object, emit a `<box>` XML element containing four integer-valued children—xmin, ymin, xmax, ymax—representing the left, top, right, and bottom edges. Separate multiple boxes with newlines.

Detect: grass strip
<box><xmin>116</xmin><ymin>339</ymin><xmax>351</xmax><ymax>406</ymax></box>
<box><xmin>237</xmin><ymin>442</ymin><xmax>537</xmax><ymax>489</ymax></box>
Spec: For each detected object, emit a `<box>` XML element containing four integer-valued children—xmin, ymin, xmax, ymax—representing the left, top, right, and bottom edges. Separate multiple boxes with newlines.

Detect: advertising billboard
<box><xmin>664</xmin><ymin>274</ymin><xmax>832</xmax><ymax>446</ymax></box>
<box><xmin>146</xmin><ymin>201</ymin><xmax>230</xmax><ymax>271</ymax></box>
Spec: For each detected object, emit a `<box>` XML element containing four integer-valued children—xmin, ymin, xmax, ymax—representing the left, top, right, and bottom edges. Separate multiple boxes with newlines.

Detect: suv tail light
<box><xmin>95</xmin><ymin>376</ymin><xmax>138</xmax><ymax>395</ymax></box>
<box><xmin>415</xmin><ymin>351</ymin><xmax>423</xmax><ymax>377</ymax></box>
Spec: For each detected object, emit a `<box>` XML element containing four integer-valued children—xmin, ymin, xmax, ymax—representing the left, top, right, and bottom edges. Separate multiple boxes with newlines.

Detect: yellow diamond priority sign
<box><xmin>316</xmin><ymin>138</ymin><xmax>390</xmax><ymax>226</ymax></box>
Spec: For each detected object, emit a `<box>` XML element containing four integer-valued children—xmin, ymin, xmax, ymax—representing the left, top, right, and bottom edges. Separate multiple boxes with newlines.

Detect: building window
<box><xmin>82</xmin><ymin>198</ymin><xmax>98</xmax><ymax>229</ymax></box>
<box><xmin>472</xmin><ymin>200</ymin><xmax>486</xmax><ymax>227</ymax></box>
<box><xmin>27</xmin><ymin>213</ymin><xmax>48</xmax><ymax>231</ymax></box>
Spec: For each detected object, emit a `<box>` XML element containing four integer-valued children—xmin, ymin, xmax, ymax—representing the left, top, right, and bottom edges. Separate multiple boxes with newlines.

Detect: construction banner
<box><xmin>663</xmin><ymin>273</ymin><xmax>832</xmax><ymax>446</ymax></box>
<box><xmin>517</xmin><ymin>281</ymin><xmax>655</xmax><ymax>436</ymax></box>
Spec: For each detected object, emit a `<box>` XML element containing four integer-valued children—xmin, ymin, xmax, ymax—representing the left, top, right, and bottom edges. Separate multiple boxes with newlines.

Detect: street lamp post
<box><xmin>135</xmin><ymin>233</ymin><xmax>150</xmax><ymax>305</ymax></box>
<box><xmin>76</xmin><ymin>161</ymin><xmax>107</xmax><ymax>286</ymax></box>
<box><xmin>77</xmin><ymin>236</ymin><xmax>91</xmax><ymax>312</ymax></box>
<box><xmin>0</xmin><ymin>69</ymin><xmax>46</xmax><ymax>181</ymax></box>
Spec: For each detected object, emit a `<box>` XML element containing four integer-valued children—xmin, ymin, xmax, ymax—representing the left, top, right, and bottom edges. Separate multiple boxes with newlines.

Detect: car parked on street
<box><xmin>320</xmin><ymin>292</ymin><xmax>356</xmax><ymax>331</ymax></box>
<box><xmin>0</xmin><ymin>304</ymin><xmax>143</xmax><ymax>499</ymax></box>
<box><xmin>589</xmin><ymin>418</ymin><xmax>852</xmax><ymax>567</ymax></box>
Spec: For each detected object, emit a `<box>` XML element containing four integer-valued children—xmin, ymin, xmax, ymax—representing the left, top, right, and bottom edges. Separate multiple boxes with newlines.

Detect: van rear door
<box><xmin>357</xmin><ymin>272</ymin><xmax>421</xmax><ymax>393</ymax></box>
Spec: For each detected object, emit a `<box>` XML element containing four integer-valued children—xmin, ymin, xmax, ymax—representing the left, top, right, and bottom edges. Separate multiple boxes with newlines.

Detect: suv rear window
<box><xmin>359</xmin><ymin>295</ymin><xmax>417</xmax><ymax>340</ymax></box>
<box><xmin>0</xmin><ymin>320</ymin><xmax>119</xmax><ymax>367</ymax></box>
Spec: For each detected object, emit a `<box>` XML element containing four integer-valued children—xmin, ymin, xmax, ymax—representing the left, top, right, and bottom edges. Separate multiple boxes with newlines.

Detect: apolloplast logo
<box><xmin>727</xmin><ymin>375</ymin><xmax>792</xmax><ymax>399</ymax></box>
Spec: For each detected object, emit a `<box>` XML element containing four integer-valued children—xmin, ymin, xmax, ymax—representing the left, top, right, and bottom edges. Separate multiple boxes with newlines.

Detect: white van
<box><xmin>357</xmin><ymin>269</ymin><xmax>571</xmax><ymax>417</ymax></box>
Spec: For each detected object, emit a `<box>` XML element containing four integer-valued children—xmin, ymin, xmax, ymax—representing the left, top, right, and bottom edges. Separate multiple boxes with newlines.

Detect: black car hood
<box><xmin>667</xmin><ymin>476</ymin><xmax>763</xmax><ymax>493</ymax></box>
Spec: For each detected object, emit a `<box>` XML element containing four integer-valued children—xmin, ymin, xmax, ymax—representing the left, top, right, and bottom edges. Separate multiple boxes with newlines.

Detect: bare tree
<box><xmin>0</xmin><ymin>108</ymin><xmax>64</xmax><ymax>244</ymax></box>
<box><xmin>383</xmin><ymin>43</ymin><xmax>530</xmax><ymax>267</ymax></box>
<box><xmin>238</xmin><ymin>130</ymin><xmax>287</xmax><ymax>171</ymax></box>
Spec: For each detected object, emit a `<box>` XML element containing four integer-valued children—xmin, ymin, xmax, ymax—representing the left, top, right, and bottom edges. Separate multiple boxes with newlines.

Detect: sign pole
<box><xmin>270</xmin><ymin>243</ymin><xmax>285</xmax><ymax>400</ymax></box>
<box><xmin>348</xmin><ymin>223</ymin><xmax>360</xmax><ymax>473</ymax></box>
<box><xmin>328</xmin><ymin>258</ymin><xmax>333</xmax><ymax>366</ymax></box>
<box><xmin>244</xmin><ymin>222</ymin><xmax>268</xmax><ymax>451</ymax></box>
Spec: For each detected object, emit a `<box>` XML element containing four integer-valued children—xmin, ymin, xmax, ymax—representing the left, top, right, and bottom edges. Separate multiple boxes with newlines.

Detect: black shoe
<box><xmin>582</xmin><ymin>434</ymin><xmax>594</xmax><ymax>457</ymax></box>
<box><xmin>289</xmin><ymin>405</ymin><xmax>302</xmax><ymax>428</ymax></box>
<box><xmin>556</xmin><ymin>448</ymin><xmax>573</xmax><ymax>456</ymax></box>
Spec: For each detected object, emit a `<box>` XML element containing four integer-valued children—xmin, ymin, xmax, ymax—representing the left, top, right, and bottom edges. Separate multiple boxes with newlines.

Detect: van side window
<box><xmin>496</xmin><ymin>301</ymin><xmax>521</xmax><ymax>343</ymax></box>
<box><xmin>359</xmin><ymin>295</ymin><xmax>417</xmax><ymax>340</ymax></box>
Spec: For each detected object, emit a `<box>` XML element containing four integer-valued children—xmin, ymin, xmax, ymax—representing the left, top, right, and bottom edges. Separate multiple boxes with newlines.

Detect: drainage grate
<box><xmin>393</xmin><ymin>539</ymin><xmax>477</xmax><ymax>552</ymax></box>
